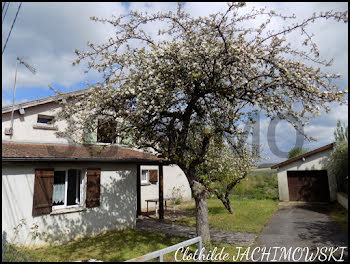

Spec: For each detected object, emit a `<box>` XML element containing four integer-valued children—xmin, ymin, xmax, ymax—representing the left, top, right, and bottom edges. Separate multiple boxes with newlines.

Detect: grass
<box><xmin>18</xmin><ymin>196</ymin><xmax>278</xmax><ymax>262</ymax></box>
<box><xmin>18</xmin><ymin>228</ymin><xmax>245</xmax><ymax>262</ymax></box>
<box><xmin>173</xmin><ymin>168</ymin><xmax>279</xmax><ymax>234</ymax></box>
<box><xmin>326</xmin><ymin>201</ymin><xmax>348</xmax><ymax>231</ymax></box>
<box><xmin>176</xmin><ymin>197</ymin><xmax>279</xmax><ymax>233</ymax></box>
<box><xmin>338</xmin><ymin>192</ymin><xmax>348</xmax><ymax>198</ymax></box>
<box><xmin>21</xmin><ymin>229</ymin><xmax>182</xmax><ymax>262</ymax></box>
<box><xmin>163</xmin><ymin>241</ymin><xmax>248</xmax><ymax>262</ymax></box>
<box><xmin>18</xmin><ymin>168</ymin><xmax>279</xmax><ymax>262</ymax></box>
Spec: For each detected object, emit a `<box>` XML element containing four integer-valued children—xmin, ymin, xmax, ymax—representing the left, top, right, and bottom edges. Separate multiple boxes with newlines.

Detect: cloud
<box><xmin>2</xmin><ymin>2</ymin><xmax>347</xmax><ymax>91</ymax></box>
<box><xmin>244</xmin><ymin>102</ymin><xmax>348</xmax><ymax>163</ymax></box>
<box><xmin>2</xmin><ymin>98</ymin><xmax>12</xmax><ymax>107</ymax></box>
<box><xmin>2</xmin><ymin>98</ymin><xmax>27</xmax><ymax>107</ymax></box>
<box><xmin>2</xmin><ymin>2</ymin><xmax>126</xmax><ymax>91</ymax></box>
<box><xmin>183</xmin><ymin>2</ymin><xmax>227</xmax><ymax>17</ymax></box>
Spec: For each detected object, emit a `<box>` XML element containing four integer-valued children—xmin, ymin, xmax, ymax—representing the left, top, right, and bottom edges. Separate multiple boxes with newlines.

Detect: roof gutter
<box><xmin>2</xmin><ymin>157</ymin><xmax>171</xmax><ymax>165</ymax></box>
<box><xmin>2</xmin><ymin>88</ymin><xmax>90</xmax><ymax>114</ymax></box>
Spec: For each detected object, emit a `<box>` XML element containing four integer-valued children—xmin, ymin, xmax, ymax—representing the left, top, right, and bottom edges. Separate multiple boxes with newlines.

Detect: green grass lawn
<box><xmin>18</xmin><ymin>228</ymin><xmax>245</xmax><ymax>262</ymax></box>
<box><xmin>174</xmin><ymin>168</ymin><xmax>279</xmax><ymax>234</ymax></box>
<box><xmin>21</xmin><ymin>229</ymin><xmax>182</xmax><ymax>262</ymax></box>
<box><xmin>18</xmin><ymin>197</ymin><xmax>278</xmax><ymax>262</ymax></box>
<box><xmin>176</xmin><ymin>197</ymin><xmax>279</xmax><ymax>233</ymax></box>
<box><xmin>326</xmin><ymin>201</ymin><xmax>348</xmax><ymax>231</ymax></box>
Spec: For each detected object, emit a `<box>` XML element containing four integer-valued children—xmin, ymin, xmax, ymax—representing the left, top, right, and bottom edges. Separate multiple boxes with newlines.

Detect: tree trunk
<box><xmin>224</xmin><ymin>190</ymin><xmax>234</xmax><ymax>214</ymax></box>
<box><xmin>191</xmin><ymin>179</ymin><xmax>211</xmax><ymax>243</ymax></box>
<box><xmin>213</xmin><ymin>190</ymin><xmax>234</xmax><ymax>214</ymax></box>
<box><xmin>222</xmin><ymin>198</ymin><xmax>234</xmax><ymax>214</ymax></box>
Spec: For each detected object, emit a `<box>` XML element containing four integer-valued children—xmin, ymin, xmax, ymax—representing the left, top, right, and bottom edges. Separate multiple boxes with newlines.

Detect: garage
<box><xmin>287</xmin><ymin>170</ymin><xmax>330</xmax><ymax>202</ymax></box>
<box><xmin>272</xmin><ymin>143</ymin><xmax>337</xmax><ymax>202</ymax></box>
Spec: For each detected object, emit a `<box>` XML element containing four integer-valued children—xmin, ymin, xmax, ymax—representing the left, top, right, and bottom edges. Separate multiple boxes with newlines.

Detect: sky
<box><xmin>2</xmin><ymin>2</ymin><xmax>348</xmax><ymax>163</ymax></box>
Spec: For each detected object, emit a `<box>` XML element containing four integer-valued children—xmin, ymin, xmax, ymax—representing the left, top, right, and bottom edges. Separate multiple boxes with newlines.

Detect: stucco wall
<box><xmin>337</xmin><ymin>192</ymin><xmax>348</xmax><ymax>210</ymax></box>
<box><xmin>140</xmin><ymin>165</ymin><xmax>192</xmax><ymax>211</ymax></box>
<box><xmin>276</xmin><ymin>148</ymin><xmax>336</xmax><ymax>201</ymax></box>
<box><xmin>2</xmin><ymin>102</ymin><xmax>69</xmax><ymax>144</ymax></box>
<box><xmin>2</xmin><ymin>162</ymin><xmax>136</xmax><ymax>247</ymax></box>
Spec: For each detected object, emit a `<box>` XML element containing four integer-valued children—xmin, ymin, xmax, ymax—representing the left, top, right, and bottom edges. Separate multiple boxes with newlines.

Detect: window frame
<box><xmin>52</xmin><ymin>169</ymin><xmax>84</xmax><ymax>211</ymax></box>
<box><xmin>141</xmin><ymin>170</ymin><xmax>149</xmax><ymax>184</ymax></box>
<box><xmin>33</xmin><ymin>114</ymin><xmax>58</xmax><ymax>130</ymax></box>
<box><xmin>37</xmin><ymin>114</ymin><xmax>55</xmax><ymax>125</ymax></box>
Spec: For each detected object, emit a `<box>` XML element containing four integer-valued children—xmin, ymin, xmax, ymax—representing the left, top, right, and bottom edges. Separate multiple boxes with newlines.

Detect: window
<box><xmin>97</xmin><ymin>119</ymin><xmax>118</xmax><ymax>143</ymax></box>
<box><xmin>141</xmin><ymin>169</ymin><xmax>158</xmax><ymax>184</ymax></box>
<box><xmin>33</xmin><ymin>115</ymin><xmax>57</xmax><ymax>130</ymax></box>
<box><xmin>37</xmin><ymin>115</ymin><xmax>54</xmax><ymax>125</ymax></box>
<box><xmin>32</xmin><ymin>168</ymin><xmax>101</xmax><ymax>216</ymax></box>
<box><xmin>52</xmin><ymin>169</ymin><xmax>82</xmax><ymax>209</ymax></box>
<box><xmin>141</xmin><ymin>170</ymin><xmax>149</xmax><ymax>184</ymax></box>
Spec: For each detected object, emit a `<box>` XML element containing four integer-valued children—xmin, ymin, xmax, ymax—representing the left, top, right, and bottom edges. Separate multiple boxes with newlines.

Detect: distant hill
<box><xmin>257</xmin><ymin>163</ymin><xmax>276</xmax><ymax>169</ymax></box>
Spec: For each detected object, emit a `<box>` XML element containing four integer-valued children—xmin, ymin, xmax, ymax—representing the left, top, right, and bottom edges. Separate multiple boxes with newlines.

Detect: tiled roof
<box><xmin>271</xmin><ymin>143</ymin><xmax>334</xmax><ymax>169</ymax></box>
<box><xmin>2</xmin><ymin>141</ymin><xmax>166</xmax><ymax>164</ymax></box>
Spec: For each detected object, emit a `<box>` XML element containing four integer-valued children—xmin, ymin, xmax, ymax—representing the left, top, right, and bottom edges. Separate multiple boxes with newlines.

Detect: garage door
<box><xmin>287</xmin><ymin>170</ymin><xmax>330</xmax><ymax>202</ymax></box>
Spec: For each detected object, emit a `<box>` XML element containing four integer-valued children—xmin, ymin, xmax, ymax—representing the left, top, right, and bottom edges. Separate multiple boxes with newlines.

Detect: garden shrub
<box><xmin>327</xmin><ymin>141</ymin><xmax>348</xmax><ymax>194</ymax></box>
<box><xmin>231</xmin><ymin>170</ymin><xmax>278</xmax><ymax>200</ymax></box>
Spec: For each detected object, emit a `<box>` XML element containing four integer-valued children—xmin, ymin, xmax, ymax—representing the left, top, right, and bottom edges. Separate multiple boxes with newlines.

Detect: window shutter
<box><xmin>86</xmin><ymin>169</ymin><xmax>101</xmax><ymax>208</ymax></box>
<box><xmin>149</xmin><ymin>170</ymin><xmax>158</xmax><ymax>184</ymax></box>
<box><xmin>32</xmin><ymin>169</ymin><xmax>54</xmax><ymax>216</ymax></box>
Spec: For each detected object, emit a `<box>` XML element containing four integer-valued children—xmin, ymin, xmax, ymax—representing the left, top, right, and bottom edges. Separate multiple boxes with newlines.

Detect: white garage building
<box><xmin>272</xmin><ymin>143</ymin><xmax>337</xmax><ymax>202</ymax></box>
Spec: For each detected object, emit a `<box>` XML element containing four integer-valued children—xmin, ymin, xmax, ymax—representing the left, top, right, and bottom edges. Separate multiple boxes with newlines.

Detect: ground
<box><xmin>17</xmin><ymin>198</ymin><xmax>278</xmax><ymax>262</ymax></box>
<box><xmin>9</xmin><ymin>168</ymin><xmax>348</xmax><ymax>262</ymax></box>
<box><xmin>173</xmin><ymin>197</ymin><xmax>278</xmax><ymax>233</ymax></box>
<box><xmin>136</xmin><ymin>218</ymin><xmax>256</xmax><ymax>245</ymax></box>
<box><xmin>252</xmin><ymin>202</ymin><xmax>348</xmax><ymax>262</ymax></box>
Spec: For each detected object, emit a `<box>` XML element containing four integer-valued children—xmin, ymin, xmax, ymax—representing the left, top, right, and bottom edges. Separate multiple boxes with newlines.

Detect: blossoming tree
<box><xmin>198</xmin><ymin>135</ymin><xmax>260</xmax><ymax>214</ymax></box>
<box><xmin>57</xmin><ymin>3</ymin><xmax>348</xmax><ymax>242</ymax></box>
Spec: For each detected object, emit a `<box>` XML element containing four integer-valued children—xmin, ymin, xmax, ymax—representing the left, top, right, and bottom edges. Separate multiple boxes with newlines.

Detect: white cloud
<box><xmin>245</xmin><ymin>103</ymin><xmax>348</xmax><ymax>163</ymax></box>
<box><xmin>2</xmin><ymin>98</ymin><xmax>12</xmax><ymax>107</ymax></box>
<box><xmin>2</xmin><ymin>2</ymin><xmax>347</xmax><ymax>91</ymax></box>
<box><xmin>183</xmin><ymin>2</ymin><xmax>227</xmax><ymax>17</ymax></box>
<box><xmin>2</xmin><ymin>98</ymin><xmax>27</xmax><ymax>107</ymax></box>
<box><xmin>2</xmin><ymin>2</ymin><xmax>126</xmax><ymax>91</ymax></box>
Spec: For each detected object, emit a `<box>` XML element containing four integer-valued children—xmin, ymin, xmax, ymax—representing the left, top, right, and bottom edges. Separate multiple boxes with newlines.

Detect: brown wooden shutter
<box><xmin>32</xmin><ymin>169</ymin><xmax>54</xmax><ymax>216</ymax></box>
<box><xmin>86</xmin><ymin>169</ymin><xmax>101</xmax><ymax>208</ymax></box>
<box><xmin>149</xmin><ymin>170</ymin><xmax>158</xmax><ymax>184</ymax></box>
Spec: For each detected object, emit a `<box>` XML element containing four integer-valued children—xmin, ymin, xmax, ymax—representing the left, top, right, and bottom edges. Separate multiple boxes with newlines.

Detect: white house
<box><xmin>2</xmin><ymin>89</ymin><xmax>191</xmax><ymax>246</ymax></box>
<box><xmin>271</xmin><ymin>143</ymin><xmax>337</xmax><ymax>202</ymax></box>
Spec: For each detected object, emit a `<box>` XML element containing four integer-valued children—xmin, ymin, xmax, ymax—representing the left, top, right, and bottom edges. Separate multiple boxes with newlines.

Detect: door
<box><xmin>287</xmin><ymin>170</ymin><xmax>330</xmax><ymax>202</ymax></box>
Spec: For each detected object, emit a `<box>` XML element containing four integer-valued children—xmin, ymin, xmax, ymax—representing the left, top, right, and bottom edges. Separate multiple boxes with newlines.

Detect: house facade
<box><xmin>272</xmin><ymin>143</ymin><xmax>337</xmax><ymax>202</ymax></box>
<box><xmin>139</xmin><ymin>165</ymin><xmax>191</xmax><ymax>210</ymax></box>
<box><xmin>2</xmin><ymin>90</ymin><xmax>191</xmax><ymax>246</ymax></box>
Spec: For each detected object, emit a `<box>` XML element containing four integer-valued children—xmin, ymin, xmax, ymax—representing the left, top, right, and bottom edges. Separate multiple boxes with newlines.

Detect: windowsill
<box><xmin>50</xmin><ymin>206</ymin><xmax>86</xmax><ymax>215</ymax></box>
<box><xmin>33</xmin><ymin>124</ymin><xmax>58</xmax><ymax>130</ymax></box>
<box><xmin>141</xmin><ymin>182</ymin><xmax>151</xmax><ymax>186</ymax></box>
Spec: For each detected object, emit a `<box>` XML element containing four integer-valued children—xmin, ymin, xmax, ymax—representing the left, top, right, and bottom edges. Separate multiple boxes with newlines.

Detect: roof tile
<box><xmin>2</xmin><ymin>141</ymin><xmax>164</xmax><ymax>163</ymax></box>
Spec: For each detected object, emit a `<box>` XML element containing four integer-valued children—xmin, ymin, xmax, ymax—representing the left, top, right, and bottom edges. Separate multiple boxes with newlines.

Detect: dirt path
<box><xmin>136</xmin><ymin>218</ymin><xmax>256</xmax><ymax>246</ymax></box>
